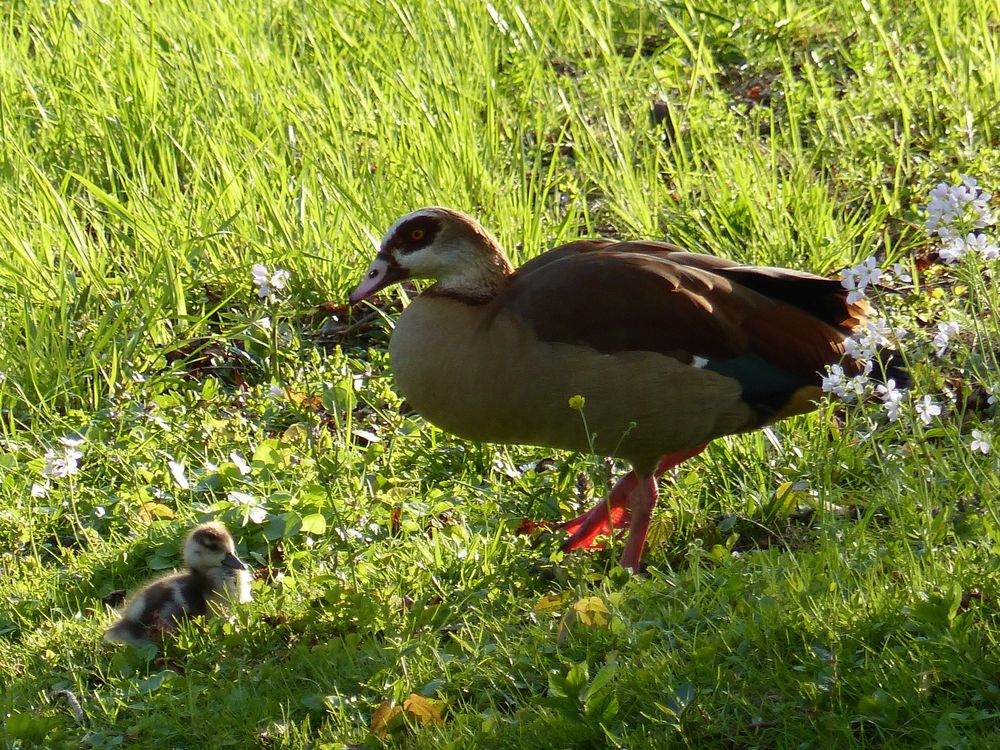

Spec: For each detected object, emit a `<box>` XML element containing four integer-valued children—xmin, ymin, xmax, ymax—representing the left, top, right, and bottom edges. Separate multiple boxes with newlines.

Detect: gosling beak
<box><xmin>221</xmin><ymin>552</ymin><xmax>246</xmax><ymax>570</ymax></box>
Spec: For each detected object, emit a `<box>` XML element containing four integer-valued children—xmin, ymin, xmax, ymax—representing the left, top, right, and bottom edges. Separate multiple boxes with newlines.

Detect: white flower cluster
<box><xmin>883</xmin><ymin>262</ymin><xmax>912</xmax><ymax>286</ymax></box>
<box><xmin>875</xmin><ymin>380</ymin><xmax>905</xmax><ymax>422</ymax></box>
<box><xmin>252</xmin><ymin>264</ymin><xmax>292</xmax><ymax>302</ymax></box>
<box><xmin>839</xmin><ymin>255</ymin><xmax>884</xmax><ymax>304</ymax></box>
<box><xmin>925</xmin><ymin>176</ymin><xmax>998</xmax><ymax>264</ymax></box>
<box><xmin>820</xmin><ymin>176</ymin><xmax>996</xmax><ymax>458</ymax></box>
<box><xmin>939</xmin><ymin>232</ymin><xmax>1000</xmax><ymax>264</ymax></box>
<box><xmin>926</xmin><ymin>175</ymin><xmax>994</xmax><ymax>234</ymax></box>
<box><xmin>843</xmin><ymin>317</ymin><xmax>903</xmax><ymax>362</ymax></box>
<box><xmin>932</xmin><ymin>321</ymin><xmax>961</xmax><ymax>357</ymax></box>
<box><xmin>42</xmin><ymin>436</ymin><xmax>85</xmax><ymax>479</ymax></box>
<box><xmin>821</xmin><ymin>361</ymin><xmax>875</xmax><ymax>403</ymax></box>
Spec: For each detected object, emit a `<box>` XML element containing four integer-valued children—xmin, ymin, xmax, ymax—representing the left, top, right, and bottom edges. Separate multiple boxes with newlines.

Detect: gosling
<box><xmin>105</xmin><ymin>521</ymin><xmax>252</xmax><ymax>647</ymax></box>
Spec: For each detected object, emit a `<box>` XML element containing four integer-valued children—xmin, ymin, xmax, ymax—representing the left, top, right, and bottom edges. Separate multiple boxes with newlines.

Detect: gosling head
<box><xmin>183</xmin><ymin>522</ymin><xmax>246</xmax><ymax>574</ymax></box>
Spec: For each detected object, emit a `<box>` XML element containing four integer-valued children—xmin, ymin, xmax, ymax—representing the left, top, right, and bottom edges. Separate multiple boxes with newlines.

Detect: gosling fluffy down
<box><xmin>105</xmin><ymin>522</ymin><xmax>252</xmax><ymax>647</ymax></box>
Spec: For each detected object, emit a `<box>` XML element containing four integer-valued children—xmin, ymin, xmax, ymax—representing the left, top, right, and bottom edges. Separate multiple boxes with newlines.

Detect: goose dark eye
<box><xmin>368</xmin><ymin>269</ymin><xmax>378</xmax><ymax>279</ymax></box>
<box><xmin>411</xmin><ymin>229</ymin><xmax>424</xmax><ymax>241</ymax></box>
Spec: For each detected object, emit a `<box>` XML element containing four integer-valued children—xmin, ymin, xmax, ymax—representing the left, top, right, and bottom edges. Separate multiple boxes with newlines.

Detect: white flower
<box><xmin>964</xmin><ymin>232</ymin><xmax>1000</xmax><ymax>261</ymax></box>
<box><xmin>839</xmin><ymin>267</ymin><xmax>864</xmax><ymax>304</ymax></box>
<box><xmin>94</xmin><ymin>506</ymin><xmax>106</xmax><ymax>518</ymax></box>
<box><xmin>228</xmin><ymin>490</ymin><xmax>268</xmax><ymax>524</ymax></box>
<box><xmin>926</xmin><ymin>182</ymin><xmax>962</xmax><ymax>231</ymax></box>
<box><xmin>821</xmin><ymin>364</ymin><xmax>848</xmax><ymax>398</ymax></box>
<box><xmin>168</xmin><ymin>459</ymin><xmax>189</xmax><ymax>490</ymax></box>
<box><xmin>144</xmin><ymin>406</ymin><xmax>171</xmax><ymax>431</ymax></box>
<box><xmin>933</xmin><ymin>321</ymin><xmax>961</xmax><ymax>357</ymax></box>
<box><xmin>883</xmin><ymin>397</ymin><xmax>904</xmax><ymax>422</ymax></box>
<box><xmin>822</xmin><ymin>362</ymin><xmax>874</xmax><ymax>402</ymax></box>
<box><xmin>970</xmin><ymin>430</ymin><xmax>992</xmax><ymax>455</ymax></box>
<box><xmin>939</xmin><ymin>237</ymin><xmax>968</xmax><ymax>264</ymax></box>
<box><xmin>846</xmin><ymin>318</ymin><xmax>897</xmax><ymax>362</ymax></box>
<box><xmin>252</xmin><ymin>264</ymin><xmax>291</xmax><ymax>302</ymax></box>
<box><xmin>268</xmin><ymin>383</ymin><xmax>285</xmax><ymax>399</ymax></box>
<box><xmin>839</xmin><ymin>256</ymin><xmax>886</xmax><ymax>304</ymax></box>
<box><xmin>965</xmin><ymin>175</ymin><xmax>996</xmax><ymax>228</ymax></box>
<box><xmin>890</xmin><ymin>262</ymin><xmax>912</xmax><ymax>284</ymax></box>
<box><xmin>915</xmin><ymin>395</ymin><xmax>942</xmax><ymax>425</ymax></box>
<box><xmin>926</xmin><ymin>177</ymin><xmax>995</xmax><ymax>236</ymax></box>
<box><xmin>846</xmin><ymin>288</ymin><xmax>866</xmax><ymax>305</ymax></box>
<box><xmin>877</xmin><ymin>379</ymin><xmax>905</xmax><ymax>422</ymax></box>
<box><xmin>30</xmin><ymin>482</ymin><xmax>49</xmax><ymax>498</ymax></box>
<box><xmin>228</xmin><ymin>490</ymin><xmax>255</xmax><ymax>504</ymax></box>
<box><xmin>877</xmin><ymin>379</ymin><xmax>902</xmax><ymax>402</ymax></box>
<box><xmin>843</xmin><ymin>337</ymin><xmax>864</xmax><ymax>360</ymax></box>
<box><xmin>230</xmin><ymin>452</ymin><xmax>251</xmax><ymax>476</ymax></box>
<box><xmin>42</xmin><ymin>443</ymin><xmax>84</xmax><ymax>479</ymax></box>
<box><xmin>856</xmin><ymin>256</ymin><xmax>883</xmax><ymax>287</ymax></box>
<box><xmin>846</xmin><ymin>369</ymin><xmax>873</xmax><ymax>401</ymax></box>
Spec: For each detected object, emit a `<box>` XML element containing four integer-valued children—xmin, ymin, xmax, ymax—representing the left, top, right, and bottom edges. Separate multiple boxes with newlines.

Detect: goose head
<box><xmin>350</xmin><ymin>207</ymin><xmax>514</xmax><ymax>304</ymax></box>
<box><xmin>183</xmin><ymin>522</ymin><xmax>246</xmax><ymax>574</ymax></box>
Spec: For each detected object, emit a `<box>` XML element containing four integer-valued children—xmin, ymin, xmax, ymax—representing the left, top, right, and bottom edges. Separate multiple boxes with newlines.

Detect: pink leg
<box><xmin>559</xmin><ymin>445</ymin><xmax>708</xmax><ymax>553</ymax></box>
<box><xmin>619</xmin><ymin>476</ymin><xmax>658</xmax><ymax>572</ymax></box>
<box><xmin>652</xmin><ymin>445</ymin><xmax>707</xmax><ymax>476</ymax></box>
<box><xmin>560</xmin><ymin>472</ymin><xmax>637</xmax><ymax>551</ymax></box>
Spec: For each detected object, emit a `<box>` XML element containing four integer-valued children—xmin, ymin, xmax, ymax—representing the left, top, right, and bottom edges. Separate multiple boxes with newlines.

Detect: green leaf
<box><xmin>5</xmin><ymin>713</ymin><xmax>59</xmax><ymax>746</ymax></box>
<box><xmin>264</xmin><ymin>511</ymin><xmax>302</xmax><ymax>541</ymax></box>
<box><xmin>322</xmin><ymin>376</ymin><xmax>356</xmax><ymax>413</ymax></box>
<box><xmin>547</xmin><ymin>673</ymin><xmax>571</xmax><ymax>700</ymax></box>
<box><xmin>565</xmin><ymin>661</ymin><xmax>589</xmax><ymax>697</ymax></box>
<box><xmin>253</xmin><ymin>439</ymin><xmax>287</xmax><ymax>470</ymax></box>
<box><xmin>580</xmin><ymin>661</ymin><xmax>617</xmax><ymax>705</ymax></box>
<box><xmin>585</xmin><ymin>692</ymin><xmax>620</xmax><ymax>724</ymax></box>
<box><xmin>301</xmin><ymin>513</ymin><xmax>327</xmax><ymax>535</ymax></box>
<box><xmin>146</xmin><ymin>553</ymin><xmax>176</xmax><ymax>570</ymax></box>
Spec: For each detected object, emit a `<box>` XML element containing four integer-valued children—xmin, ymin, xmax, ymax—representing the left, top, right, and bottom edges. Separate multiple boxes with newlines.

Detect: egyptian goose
<box><xmin>351</xmin><ymin>207</ymin><xmax>884</xmax><ymax>571</ymax></box>
<box><xmin>105</xmin><ymin>522</ymin><xmax>252</xmax><ymax>647</ymax></box>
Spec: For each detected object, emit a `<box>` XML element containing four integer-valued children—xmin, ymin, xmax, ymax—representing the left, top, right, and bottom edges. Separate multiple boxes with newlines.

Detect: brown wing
<box><xmin>495</xmin><ymin>240</ymin><xmax>858</xmax><ymax>387</ymax></box>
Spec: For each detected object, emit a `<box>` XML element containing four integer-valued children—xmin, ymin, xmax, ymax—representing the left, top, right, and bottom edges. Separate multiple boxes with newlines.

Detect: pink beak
<box><xmin>350</xmin><ymin>257</ymin><xmax>402</xmax><ymax>304</ymax></box>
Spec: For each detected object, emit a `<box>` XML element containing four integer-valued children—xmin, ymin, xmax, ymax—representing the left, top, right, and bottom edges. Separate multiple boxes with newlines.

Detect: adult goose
<box><xmin>351</xmin><ymin>207</ymin><xmax>885</xmax><ymax>572</ymax></box>
<box><xmin>105</xmin><ymin>522</ymin><xmax>252</xmax><ymax>647</ymax></box>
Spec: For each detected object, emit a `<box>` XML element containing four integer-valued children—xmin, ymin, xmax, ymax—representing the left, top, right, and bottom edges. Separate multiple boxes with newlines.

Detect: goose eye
<box><xmin>368</xmin><ymin>269</ymin><xmax>378</xmax><ymax>279</ymax></box>
<box><xmin>411</xmin><ymin>229</ymin><xmax>424</xmax><ymax>241</ymax></box>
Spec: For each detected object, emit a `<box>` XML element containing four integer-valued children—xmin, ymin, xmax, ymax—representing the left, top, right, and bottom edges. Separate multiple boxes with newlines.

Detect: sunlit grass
<box><xmin>1</xmin><ymin>0</ymin><xmax>1000</xmax><ymax>747</ymax></box>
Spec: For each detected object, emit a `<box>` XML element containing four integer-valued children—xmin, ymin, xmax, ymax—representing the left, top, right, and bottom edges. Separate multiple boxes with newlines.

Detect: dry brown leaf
<box><xmin>533</xmin><ymin>592</ymin><xmax>570</xmax><ymax>613</ymax></box>
<box><xmin>573</xmin><ymin>596</ymin><xmax>611</xmax><ymax>628</ymax></box>
<box><xmin>402</xmin><ymin>693</ymin><xmax>446</xmax><ymax>727</ymax></box>
<box><xmin>138</xmin><ymin>502</ymin><xmax>175</xmax><ymax>524</ymax></box>
<box><xmin>370</xmin><ymin>701</ymin><xmax>403</xmax><ymax>738</ymax></box>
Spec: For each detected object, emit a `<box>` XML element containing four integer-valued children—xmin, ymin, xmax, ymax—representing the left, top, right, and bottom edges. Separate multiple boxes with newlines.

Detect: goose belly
<box><xmin>389</xmin><ymin>296</ymin><xmax>755</xmax><ymax>469</ymax></box>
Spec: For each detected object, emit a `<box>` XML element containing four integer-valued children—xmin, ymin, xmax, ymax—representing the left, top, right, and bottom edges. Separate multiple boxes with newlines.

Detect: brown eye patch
<box><xmin>390</xmin><ymin>215</ymin><xmax>441</xmax><ymax>254</ymax></box>
<box><xmin>193</xmin><ymin>529</ymin><xmax>224</xmax><ymax>547</ymax></box>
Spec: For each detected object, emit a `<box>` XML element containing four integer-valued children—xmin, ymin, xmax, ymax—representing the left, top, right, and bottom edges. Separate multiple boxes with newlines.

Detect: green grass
<box><xmin>2</xmin><ymin>0</ymin><xmax>1000</xmax><ymax>747</ymax></box>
